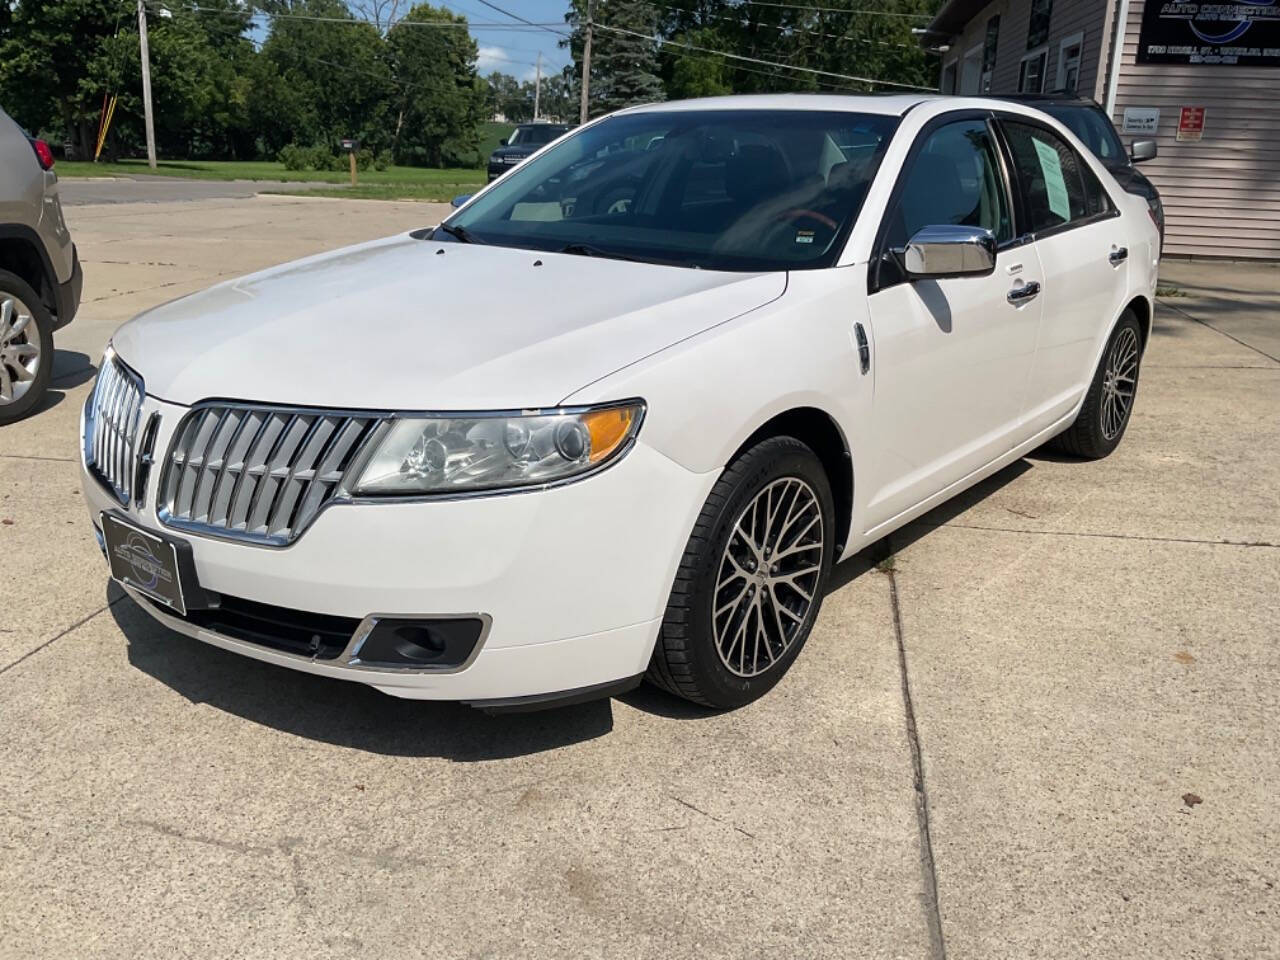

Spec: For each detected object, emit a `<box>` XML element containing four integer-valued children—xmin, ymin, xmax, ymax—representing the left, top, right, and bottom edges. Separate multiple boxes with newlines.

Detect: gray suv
<box><xmin>0</xmin><ymin>106</ymin><xmax>81</xmax><ymax>423</ymax></box>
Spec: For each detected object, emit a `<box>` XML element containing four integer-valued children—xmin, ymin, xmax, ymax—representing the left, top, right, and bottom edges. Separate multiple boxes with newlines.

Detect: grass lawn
<box><xmin>56</xmin><ymin>158</ymin><xmax>485</xmax><ymax>188</ymax></box>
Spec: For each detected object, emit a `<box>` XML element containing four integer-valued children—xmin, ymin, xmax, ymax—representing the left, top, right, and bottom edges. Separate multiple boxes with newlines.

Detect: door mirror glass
<box><xmin>1130</xmin><ymin>139</ymin><xmax>1157</xmax><ymax>163</ymax></box>
<box><xmin>450</xmin><ymin>194</ymin><xmax>472</xmax><ymax>208</ymax></box>
<box><xmin>903</xmin><ymin>225</ymin><xmax>997</xmax><ymax>279</ymax></box>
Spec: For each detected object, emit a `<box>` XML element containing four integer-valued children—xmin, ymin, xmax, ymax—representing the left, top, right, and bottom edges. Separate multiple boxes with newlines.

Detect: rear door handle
<box><xmin>1109</xmin><ymin>246</ymin><xmax>1129</xmax><ymax>265</ymax></box>
<box><xmin>1007</xmin><ymin>280</ymin><xmax>1041</xmax><ymax>305</ymax></box>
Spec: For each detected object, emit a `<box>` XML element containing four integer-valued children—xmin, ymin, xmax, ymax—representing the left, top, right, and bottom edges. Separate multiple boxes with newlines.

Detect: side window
<box><xmin>1001</xmin><ymin>120</ymin><xmax>1091</xmax><ymax>231</ymax></box>
<box><xmin>1081</xmin><ymin>163</ymin><xmax>1113</xmax><ymax>217</ymax></box>
<box><xmin>884</xmin><ymin>118</ymin><xmax>1013</xmax><ymax>252</ymax></box>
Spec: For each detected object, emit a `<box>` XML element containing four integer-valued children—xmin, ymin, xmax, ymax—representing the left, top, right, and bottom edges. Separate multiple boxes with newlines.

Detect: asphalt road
<box><xmin>57</xmin><ymin>173</ymin><xmax>336</xmax><ymax>205</ymax></box>
<box><xmin>1</xmin><ymin>195</ymin><xmax>1276</xmax><ymax>958</ymax></box>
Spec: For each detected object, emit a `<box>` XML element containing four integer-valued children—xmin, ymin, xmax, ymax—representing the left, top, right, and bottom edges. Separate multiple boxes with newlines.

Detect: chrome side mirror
<box><xmin>450</xmin><ymin>194</ymin><xmax>472</xmax><ymax>208</ymax></box>
<box><xmin>903</xmin><ymin>225</ymin><xmax>997</xmax><ymax>279</ymax></box>
<box><xmin>1130</xmin><ymin>139</ymin><xmax>1157</xmax><ymax>163</ymax></box>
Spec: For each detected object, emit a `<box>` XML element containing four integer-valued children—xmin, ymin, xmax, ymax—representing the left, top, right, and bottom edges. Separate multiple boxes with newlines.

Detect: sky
<box><xmin>438</xmin><ymin>0</ymin><xmax>575</xmax><ymax>83</ymax></box>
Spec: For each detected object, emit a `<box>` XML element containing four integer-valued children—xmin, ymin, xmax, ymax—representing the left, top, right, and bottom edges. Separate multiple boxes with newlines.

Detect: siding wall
<box><xmin>1106</xmin><ymin>0</ymin><xmax>1280</xmax><ymax>259</ymax></box>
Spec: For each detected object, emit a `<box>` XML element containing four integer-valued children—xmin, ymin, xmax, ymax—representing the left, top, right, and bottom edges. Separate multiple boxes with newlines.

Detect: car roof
<box><xmin>621</xmin><ymin>93</ymin><xmax>946</xmax><ymax>118</ymax></box>
<box><xmin>994</xmin><ymin>92</ymin><xmax>1103</xmax><ymax>108</ymax></box>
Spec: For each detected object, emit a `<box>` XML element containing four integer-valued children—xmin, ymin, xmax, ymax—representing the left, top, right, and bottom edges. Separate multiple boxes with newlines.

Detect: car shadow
<box><xmin>111</xmin><ymin>457</ymin><xmax>1042</xmax><ymax>749</ymax></box>
<box><xmin>25</xmin><ymin>350</ymin><xmax>95</xmax><ymax>418</ymax></box>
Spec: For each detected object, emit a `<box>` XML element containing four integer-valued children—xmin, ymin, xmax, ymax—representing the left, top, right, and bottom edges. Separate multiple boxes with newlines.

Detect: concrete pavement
<box><xmin>1</xmin><ymin>197</ymin><xmax>1276</xmax><ymax>958</ymax></box>
<box><xmin>58</xmin><ymin>174</ymin><xmax>340</xmax><ymax>205</ymax></box>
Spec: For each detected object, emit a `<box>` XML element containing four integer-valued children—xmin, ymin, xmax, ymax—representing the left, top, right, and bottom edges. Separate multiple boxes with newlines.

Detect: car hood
<box><xmin>492</xmin><ymin>146</ymin><xmax>537</xmax><ymax>160</ymax></box>
<box><xmin>112</xmin><ymin>234</ymin><xmax>787</xmax><ymax>409</ymax></box>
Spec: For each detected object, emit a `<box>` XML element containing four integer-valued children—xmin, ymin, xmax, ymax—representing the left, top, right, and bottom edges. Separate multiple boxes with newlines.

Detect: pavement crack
<box><xmin>0</xmin><ymin>596</ymin><xmax>126</xmax><ymax>679</ymax></box>
<box><xmin>670</xmin><ymin>795</ymin><xmax>758</xmax><ymax>841</ymax></box>
<box><xmin>933</xmin><ymin>521</ymin><xmax>1278</xmax><ymax>549</ymax></box>
<box><xmin>1158</xmin><ymin>299</ymin><xmax>1280</xmax><ymax>365</ymax></box>
<box><xmin>882</xmin><ymin>560</ymin><xmax>947</xmax><ymax>960</ymax></box>
<box><xmin>0</xmin><ymin>453</ymin><xmax>77</xmax><ymax>463</ymax></box>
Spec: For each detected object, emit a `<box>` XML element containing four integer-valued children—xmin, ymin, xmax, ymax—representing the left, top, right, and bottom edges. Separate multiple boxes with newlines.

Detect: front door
<box><xmin>862</xmin><ymin>116</ymin><xmax>1043</xmax><ymax>532</ymax></box>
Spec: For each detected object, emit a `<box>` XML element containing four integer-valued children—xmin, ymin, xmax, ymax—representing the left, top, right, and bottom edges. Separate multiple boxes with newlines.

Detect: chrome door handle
<box><xmin>1007</xmin><ymin>280</ymin><xmax>1041</xmax><ymax>304</ymax></box>
<box><xmin>1109</xmin><ymin>246</ymin><xmax>1129</xmax><ymax>265</ymax></box>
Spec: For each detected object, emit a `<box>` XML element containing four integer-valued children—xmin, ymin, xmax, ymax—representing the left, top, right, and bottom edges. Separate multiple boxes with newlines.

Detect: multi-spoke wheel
<box><xmin>0</xmin><ymin>270</ymin><xmax>53</xmax><ymax>425</ymax></box>
<box><xmin>1051</xmin><ymin>310</ymin><xmax>1144</xmax><ymax>460</ymax></box>
<box><xmin>648</xmin><ymin>436</ymin><xmax>835</xmax><ymax>708</ymax></box>
<box><xmin>713</xmin><ymin>478</ymin><xmax>824</xmax><ymax>678</ymax></box>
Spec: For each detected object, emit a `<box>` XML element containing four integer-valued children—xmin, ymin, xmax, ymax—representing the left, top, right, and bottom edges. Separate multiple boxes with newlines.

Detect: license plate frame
<box><xmin>100</xmin><ymin>512</ymin><xmax>188</xmax><ymax>616</ymax></box>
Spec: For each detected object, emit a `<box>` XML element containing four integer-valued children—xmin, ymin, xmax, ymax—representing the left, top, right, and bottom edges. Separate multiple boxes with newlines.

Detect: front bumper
<box><xmin>82</xmin><ymin>395</ymin><xmax>715</xmax><ymax>702</ymax></box>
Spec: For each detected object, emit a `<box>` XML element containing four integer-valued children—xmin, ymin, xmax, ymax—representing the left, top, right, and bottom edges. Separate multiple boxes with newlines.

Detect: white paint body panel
<box><xmin>82</xmin><ymin>94</ymin><xmax>1159</xmax><ymax>702</ymax></box>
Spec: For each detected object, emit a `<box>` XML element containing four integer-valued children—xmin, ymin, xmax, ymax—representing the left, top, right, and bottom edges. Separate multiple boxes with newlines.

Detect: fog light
<box><xmin>349</xmin><ymin>617</ymin><xmax>486</xmax><ymax>669</ymax></box>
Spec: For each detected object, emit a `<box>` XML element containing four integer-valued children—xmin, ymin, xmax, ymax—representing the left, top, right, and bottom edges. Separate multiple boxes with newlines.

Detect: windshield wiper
<box><xmin>557</xmin><ymin>242</ymin><xmax>643</xmax><ymax>263</ymax></box>
<box><xmin>435</xmin><ymin>222</ymin><xmax>485</xmax><ymax>244</ymax></box>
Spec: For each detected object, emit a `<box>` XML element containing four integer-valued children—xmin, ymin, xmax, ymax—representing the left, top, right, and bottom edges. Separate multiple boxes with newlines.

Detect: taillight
<box><xmin>30</xmin><ymin>138</ymin><xmax>54</xmax><ymax>170</ymax></box>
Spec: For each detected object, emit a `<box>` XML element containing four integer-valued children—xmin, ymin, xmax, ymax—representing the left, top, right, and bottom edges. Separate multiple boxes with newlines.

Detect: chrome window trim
<box><xmin>153</xmin><ymin>397</ymin><xmax>646</xmax><ymax>549</ymax></box>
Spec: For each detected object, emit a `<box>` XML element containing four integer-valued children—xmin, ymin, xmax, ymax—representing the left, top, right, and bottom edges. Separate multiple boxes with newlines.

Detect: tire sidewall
<box><xmin>1086</xmin><ymin>311</ymin><xmax>1143</xmax><ymax>456</ymax></box>
<box><xmin>0</xmin><ymin>269</ymin><xmax>54</xmax><ymax>425</ymax></box>
<box><xmin>684</xmin><ymin>439</ymin><xmax>836</xmax><ymax>708</ymax></box>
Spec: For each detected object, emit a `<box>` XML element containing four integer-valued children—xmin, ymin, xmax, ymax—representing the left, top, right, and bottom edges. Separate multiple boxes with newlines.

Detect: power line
<box><xmin>596</xmin><ymin>23</ymin><xmax>934</xmax><ymax>91</ymax></box>
<box><xmin>167</xmin><ymin>2</ymin><xmax>565</xmax><ymax>29</ymax></box>
<box><xmin>658</xmin><ymin>3</ymin><xmax>917</xmax><ymax>51</ymax></box>
<box><xmin>465</xmin><ymin>0</ymin><xmax>572</xmax><ymax>39</ymax></box>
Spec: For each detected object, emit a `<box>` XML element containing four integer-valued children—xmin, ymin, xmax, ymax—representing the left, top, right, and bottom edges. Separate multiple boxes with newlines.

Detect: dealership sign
<box><xmin>1137</xmin><ymin>1</ymin><xmax>1280</xmax><ymax>66</ymax></box>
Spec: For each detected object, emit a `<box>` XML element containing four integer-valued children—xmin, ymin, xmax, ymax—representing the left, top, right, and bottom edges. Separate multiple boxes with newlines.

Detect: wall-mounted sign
<box><xmin>1177</xmin><ymin>106</ymin><xmax>1206</xmax><ymax>141</ymax></box>
<box><xmin>1137</xmin><ymin>1</ymin><xmax>1280</xmax><ymax>66</ymax></box>
<box><xmin>1122</xmin><ymin>106</ymin><xmax>1161</xmax><ymax>134</ymax></box>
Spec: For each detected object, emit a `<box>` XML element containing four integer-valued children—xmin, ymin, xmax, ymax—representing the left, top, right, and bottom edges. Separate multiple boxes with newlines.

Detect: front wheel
<box><xmin>647</xmin><ymin>436</ymin><xmax>835</xmax><ymax>708</ymax></box>
<box><xmin>1051</xmin><ymin>310</ymin><xmax>1143</xmax><ymax>459</ymax></box>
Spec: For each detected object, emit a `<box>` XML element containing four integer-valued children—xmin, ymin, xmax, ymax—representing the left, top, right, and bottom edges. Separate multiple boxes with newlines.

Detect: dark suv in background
<box><xmin>487</xmin><ymin>122</ymin><xmax>570</xmax><ymax>181</ymax></box>
<box><xmin>999</xmin><ymin>93</ymin><xmax>1163</xmax><ymax>245</ymax></box>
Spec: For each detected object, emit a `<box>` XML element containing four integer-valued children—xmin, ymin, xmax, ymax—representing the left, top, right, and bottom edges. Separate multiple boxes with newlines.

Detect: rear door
<box><xmin>995</xmin><ymin>115</ymin><xmax>1130</xmax><ymax>434</ymax></box>
<box><xmin>862</xmin><ymin>113</ymin><xmax>1043</xmax><ymax>532</ymax></box>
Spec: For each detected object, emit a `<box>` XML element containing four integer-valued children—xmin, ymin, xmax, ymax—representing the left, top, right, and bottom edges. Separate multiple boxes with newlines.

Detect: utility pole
<box><xmin>534</xmin><ymin>52</ymin><xmax>542</xmax><ymax>122</ymax></box>
<box><xmin>578</xmin><ymin>0</ymin><xmax>595</xmax><ymax>125</ymax></box>
<box><xmin>137</xmin><ymin>0</ymin><xmax>157</xmax><ymax>169</ymax></box>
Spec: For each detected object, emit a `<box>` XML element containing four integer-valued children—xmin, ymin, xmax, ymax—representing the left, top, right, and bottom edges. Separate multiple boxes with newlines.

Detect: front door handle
<box><xmin>1007</xmin><ymin>280</ymin><xmax>1041</xmax><ymax>305</ymax></box>
<box><xmin>1109</xmin><ymin>246</ymin><xmax>1129</xmax><ymax>265</ymax></box>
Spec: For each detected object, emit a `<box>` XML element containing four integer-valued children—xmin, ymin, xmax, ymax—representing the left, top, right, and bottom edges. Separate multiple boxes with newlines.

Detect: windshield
<box><xmin>509</xmin><ymin>125</ymin><xmax>566</xmax><ymax>146</ymax></box>
<box><xmin>1041</xmin><ymin>104</ymin><xmax>1127</xmax><ymax>167</ymax></box>
<box><xmin>446</xmin><ymin>109</ymin><xmax>898</xmax><ymax>271</ymax></box>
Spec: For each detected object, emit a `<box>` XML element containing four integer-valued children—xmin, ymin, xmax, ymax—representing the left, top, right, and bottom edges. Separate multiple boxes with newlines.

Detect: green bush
<box><xmin>278</xmin><ymin>143</ymin><xmax>307</xmax><ymax>171</ymax></box>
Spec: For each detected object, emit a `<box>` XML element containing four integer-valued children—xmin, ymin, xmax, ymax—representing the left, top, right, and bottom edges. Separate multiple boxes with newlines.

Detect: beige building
<box><xmin>924</xmin><ymin>0</ymin><xmax>1280</xmax><ymax>259</ymax></box>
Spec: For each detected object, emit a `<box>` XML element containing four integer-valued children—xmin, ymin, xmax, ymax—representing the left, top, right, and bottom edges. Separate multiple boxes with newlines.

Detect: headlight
<box><xmin>349</xmin><ymin>401</ymin><xmax>645</xmax><ymax>496</ymax></box>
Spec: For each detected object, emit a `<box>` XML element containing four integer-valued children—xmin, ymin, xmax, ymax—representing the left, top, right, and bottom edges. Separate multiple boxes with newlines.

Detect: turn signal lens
<box><xmin>583</xmin><ymin>406</ymin><xmax>636</xmax><ymax>462</ymax></box>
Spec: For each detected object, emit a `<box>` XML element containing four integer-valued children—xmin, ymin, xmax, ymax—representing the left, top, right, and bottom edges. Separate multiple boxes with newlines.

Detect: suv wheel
<box><xmin>0</xmin><ymin>269</ymin><xmax>53</xmax><ymax>424</ymax></box>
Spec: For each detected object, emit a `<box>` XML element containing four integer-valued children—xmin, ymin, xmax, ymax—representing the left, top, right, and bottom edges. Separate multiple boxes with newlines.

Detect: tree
<box><xmin>565</xmin><ymin>0</ymin><xmax>665</xmax><ymax>119</ymax></box>
<box><xmin>0</xmin><ymin>0</ymin><xmax>125</xmax><ymax>156</ymax></box>
<box><xmin>386</xmin><ymin>4</ymin><xmax>485</xmax><ymax>166</ymax></box>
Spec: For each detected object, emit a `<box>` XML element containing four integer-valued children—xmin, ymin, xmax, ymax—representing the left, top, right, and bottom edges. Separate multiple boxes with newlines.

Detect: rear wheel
<box><xmin>647</xmin><ymin>436</ymin><xmax>835</xmax><ymax>708</ymax></box>
<box><xmin>1051</xmin><ymin>310</ymin><xmax>1143</xmax><ymax>459</ymax></box>
<box><xmin>0</xmin><ymin>270</ymin><xmax>53</xmax><ymax>425</ymax></box>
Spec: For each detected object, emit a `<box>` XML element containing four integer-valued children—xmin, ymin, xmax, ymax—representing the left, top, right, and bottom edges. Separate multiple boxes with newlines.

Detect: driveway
<box><xmin>0</xmin><ymin>197</ymin><xmax>1276</xmax><ymax>959</ymax></box>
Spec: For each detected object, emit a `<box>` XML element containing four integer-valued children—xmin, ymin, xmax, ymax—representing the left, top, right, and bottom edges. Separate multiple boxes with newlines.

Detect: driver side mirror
<box><xmin>499</xmin><ymin>137</ymin><xmax>509</xmax><ymax>146</ymax></box>
<box><xmin>1130</xmin><ymin>139</ymin><xmax>1157</xmax><ymax>163</ymax></box>
<box><xmin>450</xmin><ymin>194</ymin><xmax>472</xmax><ymax>208</ymax></box>
<box><xmin>902</xmin><ymin>225</ymin><xmax>997</xmax><ymax>280</ymax></box>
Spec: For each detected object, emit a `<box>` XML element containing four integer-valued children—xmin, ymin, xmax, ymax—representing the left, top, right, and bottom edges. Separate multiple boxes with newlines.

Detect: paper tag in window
<box><xmin>1031</xmin><ymin>138</ymin><xmax>1071</xmax><ymax>222</ymax></box>
<box><xmin>795</xmin><ymin>230</ymin><xmax>815</xmax><ymax>244</ymax></box>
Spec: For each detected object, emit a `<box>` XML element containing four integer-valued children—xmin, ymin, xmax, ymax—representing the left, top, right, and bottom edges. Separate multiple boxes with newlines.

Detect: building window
<box><xmin>1027</xmin><ymin>0</ymin><xmax>1053</xmax><ymax>50</ymax></box>
<box><xmin>942</xmin><ymin>61</ymin><xmax>958</xmax><ymax>94</ymax></box>
<box><xmin>1019</xmin><ymin>49</ymin><xmax>1048</xmax><ymax>92</ymax></box>
<box><xmin>1056</xmin><ymin>32</ymin><xmax>1083</xmax><ymax>92</ymax></box>
<box><xmin>982</xmin><ymin>16</ymin><xmax>1000</xmax><ymax>92</ymax></box>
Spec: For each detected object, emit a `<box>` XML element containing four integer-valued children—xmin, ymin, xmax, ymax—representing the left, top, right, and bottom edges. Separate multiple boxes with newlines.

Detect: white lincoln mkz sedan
<box><xmin>81</xmin><ymin>95</ymin><xmax>1158</xmax><ymax>711</ymax></box>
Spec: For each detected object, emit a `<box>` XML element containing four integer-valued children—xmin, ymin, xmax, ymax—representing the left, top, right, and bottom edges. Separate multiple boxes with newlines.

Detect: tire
<box><xmin>1051</xmin><ymin>310</ymin><xmax>1143</xmax><ymax>460</ymax></box>
<box><xmin>0</xmin><ymin>269</ymin><xmax>54</xmax><ymax>425</ymax></box>
<box><xmin>647</xmin><ymin>436</ymin><xmax>836</xmax><ymax>708</ymax></box>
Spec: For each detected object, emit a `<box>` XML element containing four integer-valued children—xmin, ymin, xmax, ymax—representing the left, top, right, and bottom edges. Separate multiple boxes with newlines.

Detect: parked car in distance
<box><xmin>487</xmin><ymin>122</ymin><xmax>570</xmax><ymax>181</ymax></box>
<box><xmin>998</xmin><ymin>93</ymin><xmax>1164</xmax><ymax>245</ymax></box>
<box><xmin>81</xmin><ymin>95</ymin><xmax>1158</xmax><ymax>712</ymax></box>
<box><xmin>0</xmin><ymin>107</ymin><xmax>82</xmax><ymax>423</ymax></box>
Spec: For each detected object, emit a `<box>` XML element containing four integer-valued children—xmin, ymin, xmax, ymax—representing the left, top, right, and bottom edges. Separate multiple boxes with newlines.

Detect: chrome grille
<box><xmin>85</xmin><ymin>354</ymin><xmax>145</xmax><ymax>504</ymax></box>
<box><xmin>158</xmin><ymin>405</ymin><xmax>382</xmax><ymax>545</ymax></box>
